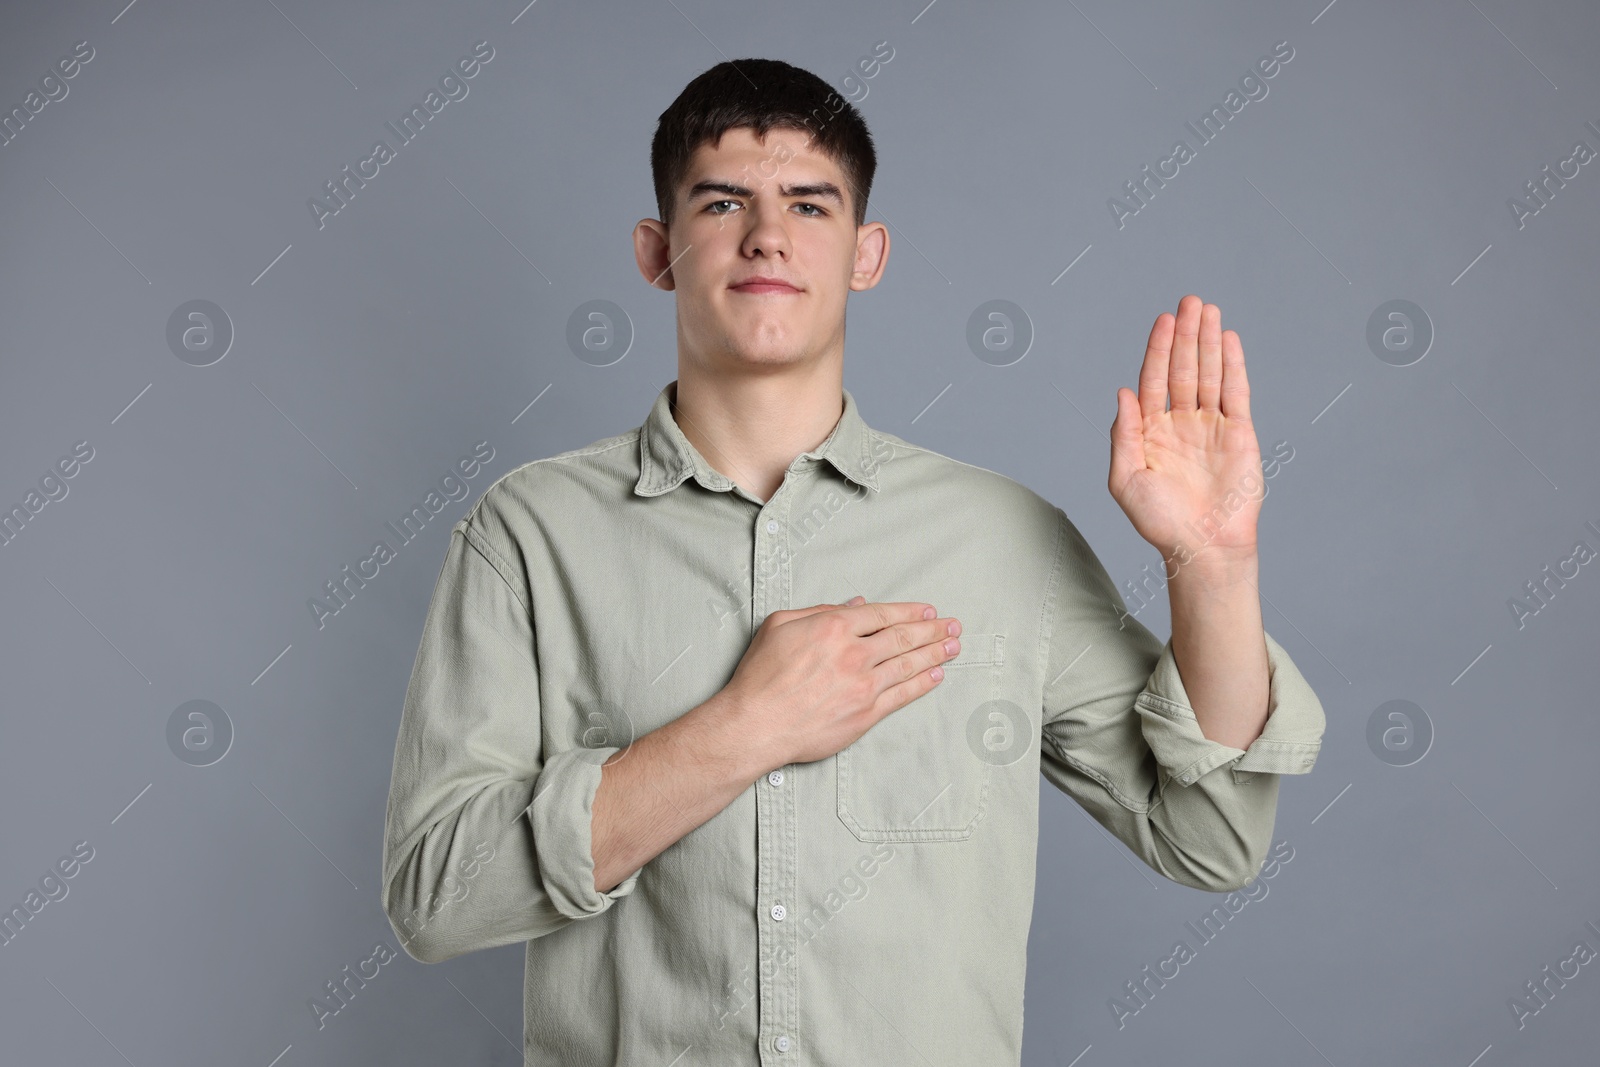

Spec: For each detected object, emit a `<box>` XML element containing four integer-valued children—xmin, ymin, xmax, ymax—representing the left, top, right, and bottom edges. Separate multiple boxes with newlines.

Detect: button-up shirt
<box><xmin>380</xmin><ymin>379</ymin><xmax>1326</xmax><ymax>1066</ymax></box>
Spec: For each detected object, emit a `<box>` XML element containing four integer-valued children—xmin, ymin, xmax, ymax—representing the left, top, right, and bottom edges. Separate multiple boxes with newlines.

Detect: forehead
<box><xmin>682</xmin><ymin>125</ymin><xmax>844</xmax><ymax>186</ymax></box>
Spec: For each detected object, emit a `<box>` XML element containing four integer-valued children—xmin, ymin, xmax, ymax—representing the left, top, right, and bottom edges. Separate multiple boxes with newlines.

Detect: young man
<box><xmin>381</xmin><ymin>58</ymin><xmax>1325</xmax><ymax>1065</ymax></box>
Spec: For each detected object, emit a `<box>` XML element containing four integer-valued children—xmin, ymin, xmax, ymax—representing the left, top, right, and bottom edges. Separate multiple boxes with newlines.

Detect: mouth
<box><xmin>729</xmin><ymin>278</ymin><xmax>802</xmax><ymax>295</ymax></box>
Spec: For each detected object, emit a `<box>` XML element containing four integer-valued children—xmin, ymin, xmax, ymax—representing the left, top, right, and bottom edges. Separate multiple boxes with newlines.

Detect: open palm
<box><xmin>1109</xmin><ymin>295</ymin><xmax>1264</xmax><ymax>565</ymax></box>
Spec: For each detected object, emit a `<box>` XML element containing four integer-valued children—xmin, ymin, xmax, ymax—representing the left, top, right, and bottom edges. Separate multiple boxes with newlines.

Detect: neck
<box><xmin>670</xmin><ymin>361</ymin><xmax>845</xmax><ymax>504</ymax></box>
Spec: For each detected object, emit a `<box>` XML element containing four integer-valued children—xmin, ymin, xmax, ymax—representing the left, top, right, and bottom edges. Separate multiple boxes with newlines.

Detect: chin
<box><xmin>720</xmin><ymin>344</ymin><xmax>809</xmax><ymax>369</ymax></box>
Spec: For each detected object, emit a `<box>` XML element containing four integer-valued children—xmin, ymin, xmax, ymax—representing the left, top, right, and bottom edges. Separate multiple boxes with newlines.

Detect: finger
<box><xmin>863</xmin><ymin>616</ymin><xmax>960</xmax><ymax>669</ymax></box>
<box><xmin>837</xmin><ymin>601</ymin><xmax>940</xmax><ymax>637</ymax></box>
<box><xmin>1220</xmin><ymin>328</ymin><xmax>1252</xmax><ymax>423</ymax></box>
<box><xmin>1168</xmin><ymin>294</ymin><xmax>1201</xmax><ymax>412</ymax></box>
<box><xmin>870</xmin><ymin>629</ymin><xmax>959</xmax><ymax>694</ymax></box>
<box><xmin>774</xmin><ymin>599</ymin><xmax>860</xmax><ymax>624</ymax></box>
<box><xmin>1197</xmin><ymin>302</ymin><xmax>1222</xmax><ymax>412</ymax></box>
<box><xmin>874</xmin><ymin>658</ymin><xmax>948</xmax><ymax>717</ymax></box>
<box><xmin>1137</xmin><ymin>311</ymin><xmax>1174</xmax><ymax>422</ymax></box>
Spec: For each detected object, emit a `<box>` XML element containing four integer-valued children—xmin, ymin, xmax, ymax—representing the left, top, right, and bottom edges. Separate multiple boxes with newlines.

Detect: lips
<box><xmin>730</xmin><ymin>277</ymin><xmax>801</xmax><ymax>294</ymax></box>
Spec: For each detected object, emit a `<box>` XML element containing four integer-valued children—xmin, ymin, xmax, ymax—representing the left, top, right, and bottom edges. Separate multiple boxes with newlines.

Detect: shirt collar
<box><xmin>635</xmin><ymin>379</ymin><xmax>882</xmax><ymax>498</ymax></box>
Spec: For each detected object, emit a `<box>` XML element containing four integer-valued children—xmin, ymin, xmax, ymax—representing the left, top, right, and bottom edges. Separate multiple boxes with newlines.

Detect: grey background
<box><xmin>1</xmin><ymin>0</ymin><xmax>1596</xmax><ymax>1064</ymax></box>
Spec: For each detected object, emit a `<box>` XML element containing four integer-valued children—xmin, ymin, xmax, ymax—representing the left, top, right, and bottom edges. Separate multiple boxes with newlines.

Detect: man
<box><xmin>381</xmin><ymin>57</ymin><xmax>1325</xmax><ymax>1066</ymax></box>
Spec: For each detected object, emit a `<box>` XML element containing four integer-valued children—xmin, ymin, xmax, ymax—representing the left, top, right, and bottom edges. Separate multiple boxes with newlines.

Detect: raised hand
<box><xmin>1108</xmin><ymin>294</ymin><xmax>1264</xmax><ymax>568</ymax></box>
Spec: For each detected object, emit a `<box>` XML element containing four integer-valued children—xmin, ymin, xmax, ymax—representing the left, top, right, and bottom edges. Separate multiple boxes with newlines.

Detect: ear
<box><xmin>850</xmin><ymin>220</ymin><xmax>889</xmax><ymax>292</ymax></box>
<box><xmin>633</xmin><ymin>218</ymin><xmax>677</xmax><ymax>292</ymax></box>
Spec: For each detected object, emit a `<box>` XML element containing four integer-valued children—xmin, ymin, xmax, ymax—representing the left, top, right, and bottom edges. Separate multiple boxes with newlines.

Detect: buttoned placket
<box><xmin>749</xmin><ymin>459</ymin><xmax>808</xmax><ymax>1064</ymax></box>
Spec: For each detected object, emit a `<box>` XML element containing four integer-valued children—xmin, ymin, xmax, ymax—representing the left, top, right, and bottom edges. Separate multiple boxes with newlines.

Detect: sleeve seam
<box><xmin>1041</xmin><ymin>729</ymin><xmax>1157</xmax><ymax>814</ymax></box>
<box><xmin>460</xmin><ymin>519</ymin><xmax>532</xmax><ymax>618</ymax></box>
<box><xmin>1135</xmin><ymin>691</ymin><xmax>1193</xmax><ymax>720</ymax></box>
<box><xmin>1036</xmin><ymin>507</ymin><xmax>1069</xmax><ymax>717</ymax></box>
<box><xmin>1241</xmin><ymin>738</ymin><xmax>1324</xmax><ymax>755</ymax></box>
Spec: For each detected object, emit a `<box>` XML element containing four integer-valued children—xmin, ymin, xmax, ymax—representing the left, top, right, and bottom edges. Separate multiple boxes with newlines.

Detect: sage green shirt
<box><xmin>381</xmin><ymin>379</ymin><xmax>1326</xmax><ymax>1066</ymax></box>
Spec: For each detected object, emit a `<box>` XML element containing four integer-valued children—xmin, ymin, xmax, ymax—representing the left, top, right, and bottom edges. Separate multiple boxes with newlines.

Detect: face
<box><xmin>634</xmin><ymin>125</ymin><xmax>888</xmax><ymax>377</ymax></box>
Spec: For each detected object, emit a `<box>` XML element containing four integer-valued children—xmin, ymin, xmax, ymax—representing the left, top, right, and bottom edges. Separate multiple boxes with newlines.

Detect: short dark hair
<box><xmin>650</xmin><ymin>58</ymin><xmax>878</xmax><ymax>233</ymax></box>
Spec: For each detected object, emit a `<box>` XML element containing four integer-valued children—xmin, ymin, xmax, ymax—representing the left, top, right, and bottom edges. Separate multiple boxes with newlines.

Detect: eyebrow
<box><xmin>686</xmin><ymin>179</ymin><xmax>846</xmax><ymax>208</ymax></box>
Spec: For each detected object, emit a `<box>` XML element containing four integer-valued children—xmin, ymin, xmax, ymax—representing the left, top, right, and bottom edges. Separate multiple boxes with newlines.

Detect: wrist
<box><xmin>687</xmin><ymin>691</ymin><xmax>787</xmax><ymax>784</ymax></box>
<box><xmin>1166</xmin><ymin>543</ymin><xmax>1259</xmax><ymax>588</ymax></box>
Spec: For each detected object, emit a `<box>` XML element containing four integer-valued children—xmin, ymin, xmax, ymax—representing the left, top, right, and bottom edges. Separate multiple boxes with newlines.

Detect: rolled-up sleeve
<box><xmin>381</xmin><ymin>516</ymin><xmax>639</xmax><ymax>965</ymax></box>
<box><xmin>1037</xmin><ymin>507</ymin><xmax>1325</xmax><ymax>892</ymax></box>
<box><xmin>527</xmin><ymin>745</ymin><xmax>644</xmax><ymax>920</ymax></box>
<box><xmin>1134</xmin><ymin>632</ymin><xmax>1323</xmax><ymax>787</ymax></box>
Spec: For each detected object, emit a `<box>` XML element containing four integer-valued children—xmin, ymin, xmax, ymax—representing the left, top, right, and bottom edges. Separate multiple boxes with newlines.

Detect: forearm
<box><xmin>1165</xmin><ymin>550</ymin><xmax>1270</xmax><ymax>751</ymax></box>
<box><xmin>591</xmin><ymin>693</ymin><xmax>778</xmax><ymax>893</ymax></box>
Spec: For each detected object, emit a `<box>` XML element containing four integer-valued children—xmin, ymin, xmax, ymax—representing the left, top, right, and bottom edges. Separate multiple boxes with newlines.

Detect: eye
<box><xmin>793</xmin><ymin>203</ymin><xmax>826</xmax><ymax>217</ymax></box>
<box><xmin>706</xmin><ymin>199</ymin><xmax>740</xmax><ymax>215</ymax></box>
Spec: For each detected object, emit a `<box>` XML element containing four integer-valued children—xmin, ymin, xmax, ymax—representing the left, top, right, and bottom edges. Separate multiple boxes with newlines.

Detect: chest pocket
<box><xmin>836</xmin><ymin>633</ymin><xmax>1005</xmax><ymax>842</ymax></box>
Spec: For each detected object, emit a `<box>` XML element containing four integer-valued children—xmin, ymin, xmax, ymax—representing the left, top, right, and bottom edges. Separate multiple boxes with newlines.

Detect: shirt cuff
<box><xmin>1132</xmin><ymin>630</ymin><xmax>1324</xmax><ymax>788</ymax></box>
<box><xmin>526</xmin><ymin>745</ymin><xmax>643</xmax><ymax>921</ymax></box>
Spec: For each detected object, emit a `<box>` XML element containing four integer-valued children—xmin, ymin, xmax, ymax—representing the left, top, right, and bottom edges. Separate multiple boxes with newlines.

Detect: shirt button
<box><xmin>768</xmin><ymin>769</ymin><xmax>784</xmax><ymax>787</ymax></box>
<box><xmin>765</xmin><ymin>519</ymin><xmax>779</xmax><ymax>533</ymax></box>
<box><xmin>775</xmin><ymin>1035</ymin><xmax>792</xmax><ymax>1052</ymax></box>
<box><xmin>771</xmin><ymin>903</ymin><xmax>786</xmax><ymax>922</ymax></box>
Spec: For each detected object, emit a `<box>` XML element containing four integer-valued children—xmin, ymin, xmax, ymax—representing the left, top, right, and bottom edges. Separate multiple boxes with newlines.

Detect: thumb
<box><xmin>1108</xmin><ymin>386</ymin><xmax>1145</xmax><ymax>495</ymax></box>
